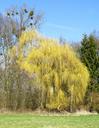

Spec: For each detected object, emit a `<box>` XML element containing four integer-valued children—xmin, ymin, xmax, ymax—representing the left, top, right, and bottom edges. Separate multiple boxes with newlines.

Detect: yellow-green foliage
<box><xmin>16</xmin><ymin>30</ymin><xmax>90</xmax><ymax>110</ymax></box>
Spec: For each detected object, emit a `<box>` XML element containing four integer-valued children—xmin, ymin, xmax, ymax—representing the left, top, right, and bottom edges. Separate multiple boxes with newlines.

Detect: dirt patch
<box><xmin>0</xmin><ymin>108</ymin><xmax>98</xmax><ymax>116</ymax></box>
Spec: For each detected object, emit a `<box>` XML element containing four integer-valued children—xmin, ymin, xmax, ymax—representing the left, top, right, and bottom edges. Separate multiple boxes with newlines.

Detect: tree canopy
<box><xmin>12</xmin><ymin>30</ymin><xmax>90</xmax><ymax>111</ymax></box>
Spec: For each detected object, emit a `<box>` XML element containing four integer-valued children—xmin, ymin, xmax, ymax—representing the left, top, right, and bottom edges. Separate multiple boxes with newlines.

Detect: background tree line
<box><xmin>0</xmin><ymin>5</ymin><xmax>99</xmax><ymax>112</ymax></box>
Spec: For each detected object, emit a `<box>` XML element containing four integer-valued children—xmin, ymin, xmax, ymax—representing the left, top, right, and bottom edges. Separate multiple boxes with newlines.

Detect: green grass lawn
<box><xmin>0</xmin><ymin>114</ymin><xmax>99</xmax><ymax>128</ymax></box>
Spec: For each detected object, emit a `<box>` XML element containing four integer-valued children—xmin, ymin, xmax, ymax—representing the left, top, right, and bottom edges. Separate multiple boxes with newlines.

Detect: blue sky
<box><xmin>0</xmin><ymin>0</ymin><xmax>99</xmax><ymax>42</ymax></box>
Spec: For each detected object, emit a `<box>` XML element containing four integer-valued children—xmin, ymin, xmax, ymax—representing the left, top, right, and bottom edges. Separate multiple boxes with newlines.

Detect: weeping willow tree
<box><xmin>14</xmin><ymin>30</ymin><xmax>89</xmax><ymax>111</ymax></box>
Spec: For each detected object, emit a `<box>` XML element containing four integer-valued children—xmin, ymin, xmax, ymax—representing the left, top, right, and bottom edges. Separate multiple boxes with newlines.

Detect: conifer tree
<box><xmin>80</xmin><ymin>34</ymin><xmax>99</xmax><ymax>111</ymax></box>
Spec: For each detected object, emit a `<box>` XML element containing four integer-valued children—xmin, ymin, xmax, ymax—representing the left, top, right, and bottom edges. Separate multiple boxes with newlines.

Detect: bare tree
<box><xmin>6</xmin><ymin>5</ymin><xmax>43</xmax><ymax>38</ymax></box>
<box><xmin>0</xmin><ymin>5</ymin><xmax>43</xmax><ymax>110</ymax></box>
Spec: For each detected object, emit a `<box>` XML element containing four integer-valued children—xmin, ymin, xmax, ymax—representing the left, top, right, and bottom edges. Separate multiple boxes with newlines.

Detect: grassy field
<box><xmin>0</xmin><ymin>113</ymin><xmax>99</xmax><ymax>128</ymax></box>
